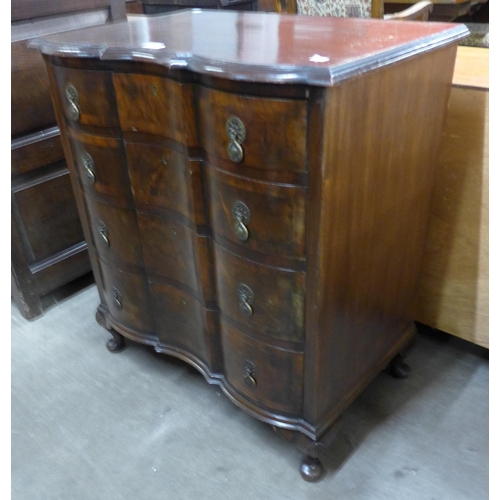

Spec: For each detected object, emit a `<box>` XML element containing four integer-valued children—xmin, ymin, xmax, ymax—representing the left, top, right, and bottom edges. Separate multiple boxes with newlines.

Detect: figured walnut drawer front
<box><xmin>214</xmin><ymin>244</ymin><xmax>305</xmax><ymax>343</ymax></box>
<box><xmin>113</xmin><ymin>73</ymin><xmax>197</xmax><ymax>146</ymax></box>
<box><xmin>99</xmin><ymin>260</ymin><xmax>155</xmax><ymax>334</ymax></box>
<box><xmin>221</xmin><ymin>319</ymin><xmax>303</xmax><ymax>416</ymax></box>
<box><xmin>68</xmin><ymin>130</ymin><xmax>133</xmax><ymax>204</ymax></box>
<box><xmin>51</xmin><ymin>65</ymin><xmax>119</xmax><ymax>130</ymax></box>
<box><xmin>206</xmin><ymin>165</ymin><xmax>306</xmax><ymax>259</ymax></box>
<box><xmin>125</xmin><ymin>143</ymin><xmax>197</xmax><ymax>223</ymax></box>
<box><xmin>137</xmin><ymin>213</ymin><xmax>214</xmax><ymax>303</ymax></box>
<box><xmin>150</xmin><ymin>282</ymin><xmax>215</xmax><ymax>366</ymax></box>
<box><xmin>198</xmin><ymin>87</ymin><xmax>307</xmax><ymax>172</ymax></box>
<box><xmin>85</xmin><ymin>197</ymin><xmax>144</xmax><ymax>270</ymax></box>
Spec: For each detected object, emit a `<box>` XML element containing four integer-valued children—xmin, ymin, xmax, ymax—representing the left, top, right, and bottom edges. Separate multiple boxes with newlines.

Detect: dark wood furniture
<box><xmin>11</xmin><ymin>0</ymin><xmax>127</xmax><ymax>319</ymax></box>
<box><xmin>138</xmin><ymin>0</ymin><xmax>258</xmax><ymax>14</ymax></box>
<box><xmin>30</xmin><ymin>11</ymin><xmax>468</xmax><ymax>480</ymax></box>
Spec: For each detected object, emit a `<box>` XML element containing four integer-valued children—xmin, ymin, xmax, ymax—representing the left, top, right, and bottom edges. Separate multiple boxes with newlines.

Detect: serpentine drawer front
<box><xmin>69</xmin><ymin>130</ymin><xmax>133</xmax><ymax>205</ymax></box>
<box><xmin>31</xmin><ymin>11</ymin><xmax>468</xmax><ymax>482</ymax></box>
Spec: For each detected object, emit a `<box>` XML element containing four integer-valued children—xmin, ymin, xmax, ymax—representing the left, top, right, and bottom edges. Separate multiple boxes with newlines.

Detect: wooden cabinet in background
<box><xmin>415</xmin><ymin>46</ymin><xmax>489</xmax><ymax>348</ymax></box>
<box><xmin>11</xmin><ymin>0</ymin><xmax>127</xmax><ymax>319</ymax></box>
<box><xmin>31</xmin><ymin>11</ymin><xmax>468</xmax><ymax>480</ymax></box>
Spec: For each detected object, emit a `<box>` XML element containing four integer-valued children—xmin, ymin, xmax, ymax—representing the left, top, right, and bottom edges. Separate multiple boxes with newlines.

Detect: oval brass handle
<box><xmin>234</xmin><ymin>220</ymin><xmax>249</xmax><ymax>242</ymax></box>
<box><xmin>237</xmin><ymin>283</ymin><xmax>254</xmax><ymax>318</ymax></box>
<box><xmin>232</xmin><ymin>200</ymin><xmax>250</xmax><ymax>241</ymax></box>
<box><xmin>239</xmin><ymin>301</ymin><xmax>253</xmax><ymax>318</ymax></box>
<box><xmin>67</xmin><ymin>102</ymin><xmax>80</xmax><ymax>122</ymax></box>
<box><xmin>244</xmin><ymin>360</ymin><xmax>257</xmax><ymax>388</ymax></box>
<box><xmin>111</xmin><ymin>287</ymin><xmax>122</xmax><ymax>310</ymax></box>
<box><xmin>97</xmin><ymin>220</ymin><xmax>109</xmax><ymax>247</ymax></box>
<box><xmin>226</xmin><ymin>116</ymin><xmax>246</xmax><ymax>163</ymax></box>
<box><xmin>227</xmin><ymin>141</ymin><xmax>243</xmax><ymax>163</ymax></box>
<box><xmin>81</xmin><ymin>152</ymin><xmax>95</xmax><ymax>184</ymax></box>
<box><xmin>244</xmin><ymin>373</ymin><xmax>256</xmax><ymax>387</ymax></box>
<box><xmin>65</xmin><ymin>83</ymin><xmax>80</xmax><ymax>122</ymax></box>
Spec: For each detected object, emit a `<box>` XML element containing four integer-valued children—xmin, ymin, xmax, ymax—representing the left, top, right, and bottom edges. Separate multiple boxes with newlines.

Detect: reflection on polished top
<box><xmin>29</xmin><ymin>10</ymin><xmax>468</xmax><ymax>86</ymax></box>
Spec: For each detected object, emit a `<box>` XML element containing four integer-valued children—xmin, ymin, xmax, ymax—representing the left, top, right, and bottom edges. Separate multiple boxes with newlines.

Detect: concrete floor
<box><xmin>11</xmin><ymin>276</ymin><xmax>489</xmax><ymax>499</ymax></box>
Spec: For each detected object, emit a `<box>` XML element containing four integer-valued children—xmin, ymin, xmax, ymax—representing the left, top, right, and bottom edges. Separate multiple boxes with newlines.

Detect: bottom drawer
<box><xmin>150</xmin><ymin>282</ymin><xmax>220</xmax><ymax>371</ymax></box>
<box><xmin>99</xmin><ymin>260</ymin><xmax>155</xmax><ymax>334</ymax></box>
<box><xmin>221</xmin><ymin>319</ymin><xmax>304</xmax><ymax>416</ymax></box>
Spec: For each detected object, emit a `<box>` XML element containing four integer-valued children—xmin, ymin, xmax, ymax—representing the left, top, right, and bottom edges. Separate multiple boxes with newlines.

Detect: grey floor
<box><xmin>11</xmin><ymin>276</ymin><xmax>489</xmax><ymax>500</ymax></box>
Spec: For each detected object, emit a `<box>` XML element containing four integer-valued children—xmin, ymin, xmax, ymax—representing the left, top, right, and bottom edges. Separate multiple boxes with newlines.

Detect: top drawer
<box><xmin>113</xmin><ymin>73</ymin><xmax>198</xmax><ymax>147</ymax></box>
<box><xmin>198</xmin><ymin>87</ymin><xmax>307</xmax><ymax>173</ymax></box>
<box><xmin>50</xmin><ymin>65</ymin><xmax>120</xmax><ymax>131</ymax></box>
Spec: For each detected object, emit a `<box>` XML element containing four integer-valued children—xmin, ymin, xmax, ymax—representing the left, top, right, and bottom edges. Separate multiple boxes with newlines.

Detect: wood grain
<box><xmin>303</xmin><ymin>45</ymin><xmax>458</xmax><ymax>425</ymax></box>
<box><xmin>415</xmin><ymin>84</ymin><xmax>489</xmax><ymax>347</ymax></box>
<box><xmin>452</xmin><ymin>46</ymin><xmax>489</xmax><ymax>90</ymax></box>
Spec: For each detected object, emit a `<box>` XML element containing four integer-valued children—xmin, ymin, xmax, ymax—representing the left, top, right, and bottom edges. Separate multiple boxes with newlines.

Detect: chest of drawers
<box><xmin>31</xmin><ymin>11</ymin><xmax>468</xmax><ymax>481</ymax></box>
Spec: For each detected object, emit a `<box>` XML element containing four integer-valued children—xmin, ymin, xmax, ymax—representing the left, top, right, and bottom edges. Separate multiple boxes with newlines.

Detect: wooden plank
<box><xmin>415</xmin><ymin>83</ymin><xmax>489</xmax><ymax>347</ymax></box>
<box><xmin>452</xmin><ymin>46</ymin><xmax>489</xmax><ymax>90</ymax></box>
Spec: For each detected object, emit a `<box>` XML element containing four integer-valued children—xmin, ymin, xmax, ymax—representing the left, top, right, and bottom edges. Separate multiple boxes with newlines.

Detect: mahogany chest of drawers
<box><xmin>31</xmin><ymin>11</ymin><xmax>468</xmax><ymax>480</ymax></box>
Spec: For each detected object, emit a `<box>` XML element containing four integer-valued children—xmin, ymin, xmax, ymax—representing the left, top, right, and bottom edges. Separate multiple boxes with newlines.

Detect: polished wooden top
<box><xmin>30</xmin><ymin>10</ymin><xmax>468</xmax><ymax>86</ymax></box>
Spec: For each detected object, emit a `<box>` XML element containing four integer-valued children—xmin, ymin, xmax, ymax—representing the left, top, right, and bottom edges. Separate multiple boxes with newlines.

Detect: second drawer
<box><xmin>206</xmin><ymin>164</ymin><xmax>306</xmax><ymax>260</ymax></box>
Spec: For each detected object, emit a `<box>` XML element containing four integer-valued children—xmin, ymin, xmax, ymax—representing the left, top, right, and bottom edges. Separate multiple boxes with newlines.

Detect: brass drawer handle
<box><xmin>111</xmin><ymin>286</ymin><xmax>123</xmax><ymax>309</ymax></box>
<box><xmin>244</xmin><ymin>360</ymin><xmax>257</xmax><ymax>388</ymax></box>
<box><xmin>226</xmin><ymin>116</ymin><xmax>246</xmax><ymax>163</ymax></box>
<box><xmin>237</xmin><ymin>283</ymin><xmax>254</xmax><ymax>318</ymax></box>
<box><xmin>81</xmin><ymin>152</ymin><xmax>95</xmax><ymax>184</ymax></box>
<box><xmin>227</xmin><ymin>141</ymin><xmax>243</xmax><ymax>163</ymax></box>
<box><xmin>97</xmin><ymin>220</ymin><xmax>109</xmax><ymax>247</ymax></box>
<box><xmin>65</xmin><ymin>83</ymin><xmax>80</xmax><ymax>122</ymax></box>
<box><xmin>232</xmin><ymin>200</ymin><xmax>250</xmax><ymax>241</ymax></box>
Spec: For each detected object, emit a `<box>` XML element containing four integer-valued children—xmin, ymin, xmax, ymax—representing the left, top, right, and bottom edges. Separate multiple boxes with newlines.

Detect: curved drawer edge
<box><xmin>154</xmin><ymin>343</ymin><xmax>224</xmax><ymax>385</ymax></box>
<box><xmin>97</xmin><ymin>304</ymin><xmax>223</xmax><ymax>383</ymax></box>
<box><xmin>96</xmin><ymin>305</ymin><xmax>317</xmax><ymax>440</ymax></box>
<box><xmin>217</xmin><ymin>378</ymin><xmax>317</xmax><ymax>440</ymax></box>
<box><xmin>97</xmin><ymin>304</ymin><xmax>157</xmax><ymax>346</ymax></box>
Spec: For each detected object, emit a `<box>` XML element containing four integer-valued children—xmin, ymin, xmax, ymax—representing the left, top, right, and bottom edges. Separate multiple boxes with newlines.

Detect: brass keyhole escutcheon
<box><xmin>162</xmin><ymin>154</ymin><xmax>167</xmax><ymax>165</ymax></box>
<box><xmin>65</xmin><ymin>83</ymin><xmax>80</xmax><ymax>122</ymax></box>
<box><xmin>244</xmin><ymin>360</ymin><xmax>257</xmax><ymax>388</ymax></box>
<box><xmin>111</xmin><ymin>287</ymin><xmax>123</xmax><ymax>309</ymax></box>
<box><xmin>226</xmin><ymin>116</ymin><xmax>246</xmax><ymax>143</ymax></box>
<box><xmin>226</xmin><ymin>116</ymin><xmax>246</xmax><ymax>163</ymax></box>
<box><xmin>152</xmin><ymin>83</ymin><xmax>158</xmax><ymax>96</ymax></box>
<box><xmin>97</xmin><ymin>220</ymin><xmax>109</xmax><ymax>247</ymax></box>
<box><xmin>81</xmin><ymin>152</ymin><xmax>95</xmax><ymax>184</ymax></box>
<box><xmin>232</xmin><ymin>201</ymin><xmax>250</xmax><ymax>241</ymax></box>
<box><xmin>237</xmin><ymin>283</ymin><xmax>254</xmax><ymax>318</ymax></box>
<box><xmin>65</xmin><ymin>84</ymin><xmax>79</xmax><ymax>105</ymax></box>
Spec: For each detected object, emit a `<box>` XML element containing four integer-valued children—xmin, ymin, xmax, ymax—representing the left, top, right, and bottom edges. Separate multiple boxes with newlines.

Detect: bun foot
<box><xmin>106</xmin><ymin>330</ymin><xmax>125</xmax><ymax>353</ymax></box>
<box><xmin>389</xmin><ymin>354</ymin><xmax>410</xmax><ymax>379</ymax></box>
<box><xmin>300</xmin><ymin>456</ymin><xmax>323</xmax><ymax>482</ymax></box>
